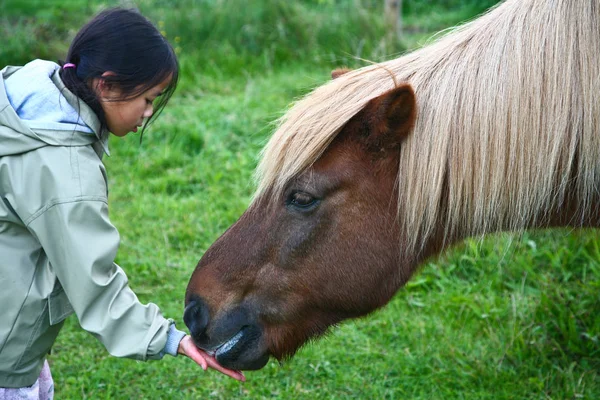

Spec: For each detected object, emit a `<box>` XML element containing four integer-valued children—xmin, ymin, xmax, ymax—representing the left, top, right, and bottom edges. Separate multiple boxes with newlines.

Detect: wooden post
<box><xmin>384</xmin><ymin>0</ymin><xmax>402</xmax><ymax>40</ymax></box>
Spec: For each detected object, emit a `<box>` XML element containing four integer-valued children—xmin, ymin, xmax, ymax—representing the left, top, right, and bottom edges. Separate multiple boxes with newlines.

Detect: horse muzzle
<box><xmin>183</xmin><ymin>296</ymin><xmax>270</xmax><ymax>370</ymax></box>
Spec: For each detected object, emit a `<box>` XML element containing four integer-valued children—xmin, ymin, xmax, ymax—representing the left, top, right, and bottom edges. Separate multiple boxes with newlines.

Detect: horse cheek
<box><xmin>276</xmin><ymin>221</ymin><xmax>318</xmax><ymax>267</ymax></box>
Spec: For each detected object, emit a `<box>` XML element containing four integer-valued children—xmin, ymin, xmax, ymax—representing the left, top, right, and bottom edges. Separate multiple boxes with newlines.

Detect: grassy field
<box><xmin>2</xmin><ymin>0</ymin><xmax>599</xmax><ymax>398</ymax></box>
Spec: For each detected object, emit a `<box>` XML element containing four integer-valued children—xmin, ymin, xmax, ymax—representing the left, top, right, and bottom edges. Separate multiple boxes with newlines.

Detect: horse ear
<box><xmin>360</xmin><ymin>83</ymin><xmax>416</xmax><ymax>149</ymax></box>
<box><xmin>331</xmin><ymin>68</ymin><xmax>352</xmax><ymax>79</ymax></box>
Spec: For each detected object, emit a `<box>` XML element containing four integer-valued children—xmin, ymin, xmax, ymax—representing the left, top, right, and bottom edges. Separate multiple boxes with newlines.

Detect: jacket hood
<box><xmin>0</xmin><ymin>60</ymin><xmax>109</xmax><ymax>157</ymax></box>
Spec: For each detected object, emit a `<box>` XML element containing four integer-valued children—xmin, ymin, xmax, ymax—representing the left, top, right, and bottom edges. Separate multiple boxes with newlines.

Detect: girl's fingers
<box><xmin>179</xmin><ymin>335</ymin><xmax>246</xmax><ymax>381</ymax></box>
<box><xmin>200</xmin><ymin>351</ymin><xmax>246</xmax><ymax>382</ymax></box>
<box><xmin>179</xmin><ymin>336</ymin><xmax>207</xmax><ymax>370</ymax></box>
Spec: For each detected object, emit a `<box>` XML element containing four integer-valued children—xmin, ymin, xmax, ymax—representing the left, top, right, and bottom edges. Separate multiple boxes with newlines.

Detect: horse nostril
<box><xmin>183</xmin><ymin>296</ymin><xmax>210</xmax><ymax>339</ymax></box>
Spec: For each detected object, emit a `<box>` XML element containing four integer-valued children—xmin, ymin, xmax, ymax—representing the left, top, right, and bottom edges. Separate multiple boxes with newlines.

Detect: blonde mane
<box><xmin>255</xmin><ymin>0</ymin><xmax>600</xmax><ymax>254</ymax></box>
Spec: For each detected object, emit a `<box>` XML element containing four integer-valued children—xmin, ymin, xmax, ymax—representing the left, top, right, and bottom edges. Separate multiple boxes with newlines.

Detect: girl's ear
<box><xmin>94</xmin><ymin>71</ymin><xmax>117</xmax><ymax>98</ymax></box>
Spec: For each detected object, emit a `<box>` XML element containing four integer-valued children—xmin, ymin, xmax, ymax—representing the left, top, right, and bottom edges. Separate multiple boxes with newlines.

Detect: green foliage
<box><xmin>137</xmin><ymin>0</ymin><xmax>402</xmax><ymax>77</ymax></box>
<box><xmin>0</xmin><ymin>0</ymin><xmax>502</xmax><ymax>72</ymax></box>
<box><xmin>2</xmin><ymin>0</ymin><xmax>599</xmax><ymax>399</ymax></box>
<box><xmin>0</xmin><ymin>1</ymin><xmax>94</xmax><ymax>65</ymax></box>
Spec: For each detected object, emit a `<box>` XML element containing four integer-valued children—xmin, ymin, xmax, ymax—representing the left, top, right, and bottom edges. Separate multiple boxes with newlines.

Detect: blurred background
<box><xmin>1</xmin><ymin>0</ymin><xmax>500</xmax><ymax>71</ymax></box>
<box><xmin>1</xmin><ymin>1</ymin><xmax>598</xmax><ymax>399</ymax></box>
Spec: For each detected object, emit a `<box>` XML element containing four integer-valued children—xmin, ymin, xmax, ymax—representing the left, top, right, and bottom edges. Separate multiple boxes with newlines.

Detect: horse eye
<box><xmin>287</xmin><ymin>191</ymin><xmax>319</xmax><ymax>210</ymax></box>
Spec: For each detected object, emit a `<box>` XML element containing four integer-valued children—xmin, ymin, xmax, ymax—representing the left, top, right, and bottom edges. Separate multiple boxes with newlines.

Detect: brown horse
<box><xmin>184</xmin><ymin>0</ymin><xmax>600</xmax><ymax>370</ymax></box>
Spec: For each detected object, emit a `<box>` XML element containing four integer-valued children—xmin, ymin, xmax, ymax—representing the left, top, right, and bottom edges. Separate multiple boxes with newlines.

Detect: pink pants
<box><xmin>0</xmin><ymin>360</ymin><xmax>54</xmax><ymax>400</ymax></box>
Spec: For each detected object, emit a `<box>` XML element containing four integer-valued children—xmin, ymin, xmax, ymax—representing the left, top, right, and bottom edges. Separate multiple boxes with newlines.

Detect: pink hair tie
<box><xmin>63</xmin><ymin>63</ymin><xmax>76</xmax><ymax>69</ymax></box>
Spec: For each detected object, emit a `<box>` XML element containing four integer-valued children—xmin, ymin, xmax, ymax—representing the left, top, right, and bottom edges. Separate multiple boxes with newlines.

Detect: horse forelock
<box><xmin>255</xmin><ymin>0</ymin><xmax>600</xmax><ymax>256</ymax></box>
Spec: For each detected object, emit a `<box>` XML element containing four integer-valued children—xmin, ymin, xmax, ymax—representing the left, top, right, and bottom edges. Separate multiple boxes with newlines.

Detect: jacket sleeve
<box><xmin>27</xmin><ymin>198</ymin><xmax>171</xmax><ymax>361</ymax></box>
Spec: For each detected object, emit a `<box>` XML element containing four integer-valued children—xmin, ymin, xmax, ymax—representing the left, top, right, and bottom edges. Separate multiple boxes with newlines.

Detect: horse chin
<box><xmin>211</xmin><ymin>325</ymin><xmax>270</xmax><ymax>370</ymax></box>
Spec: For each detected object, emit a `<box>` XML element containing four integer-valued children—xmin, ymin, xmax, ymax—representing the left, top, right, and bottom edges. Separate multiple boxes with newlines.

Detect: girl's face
<box><xmin>97</xmin><ymin>74</ymin><xmax>172</xmax><ymax>137</ymax></box>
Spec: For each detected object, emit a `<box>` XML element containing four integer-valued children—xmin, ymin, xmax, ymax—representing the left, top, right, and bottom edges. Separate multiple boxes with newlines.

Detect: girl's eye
<box><xmin>146</xmin><ymin>99</ymin><xmax>153</xmax><ymax>105</ymax></box>
<box><xmin>287</xmin><ymin>191</ymin><xmax>319</xmax><ymax>211</ymax></box>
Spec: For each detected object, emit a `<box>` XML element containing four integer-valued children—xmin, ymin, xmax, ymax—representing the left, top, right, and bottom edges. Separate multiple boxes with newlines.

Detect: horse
<box><xmin>184</xmin><ymin>0</ymin><xmax>600</xmax><ymax>370</ymax></box>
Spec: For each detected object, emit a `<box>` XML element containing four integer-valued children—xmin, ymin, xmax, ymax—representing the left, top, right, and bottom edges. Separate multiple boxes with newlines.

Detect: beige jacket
<box><xmin>0</xmin><ymin>60</ymin><xmax>181</xmax><ymax>388</ymax></box>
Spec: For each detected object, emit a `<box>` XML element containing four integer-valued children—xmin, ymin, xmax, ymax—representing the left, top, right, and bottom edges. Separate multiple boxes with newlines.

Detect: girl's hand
<box><xmin>178</xmin><ymin>335</ymin><xmax>246</xmax><ymax>382</ymax></box>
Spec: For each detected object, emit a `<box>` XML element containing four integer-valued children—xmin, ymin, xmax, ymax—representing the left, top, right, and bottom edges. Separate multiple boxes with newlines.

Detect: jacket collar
<box><xmin>50</xmin><ymin>67</ymin><xmax>110</xmax><ymax>157</ymax></box>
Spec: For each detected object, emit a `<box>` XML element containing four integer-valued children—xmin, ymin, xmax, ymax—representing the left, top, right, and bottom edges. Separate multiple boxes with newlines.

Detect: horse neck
<box><xmin>423</xmin><ymin>191</ymin><xmax>600</xmax><ymax>263</ymax></box>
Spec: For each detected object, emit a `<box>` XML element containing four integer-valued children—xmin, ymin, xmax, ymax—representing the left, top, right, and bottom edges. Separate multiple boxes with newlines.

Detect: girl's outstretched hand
<box><xmin>178</xmin><ymin>335</ymin><xmax>246</xmax><ymax>382</ymax></box>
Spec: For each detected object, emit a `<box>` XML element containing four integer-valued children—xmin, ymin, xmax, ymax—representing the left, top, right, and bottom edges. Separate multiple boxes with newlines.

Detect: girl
<box><xmin>0</xmin><ymin>7</ymin><xmax>244</xmax><ymax>398</ymax></box>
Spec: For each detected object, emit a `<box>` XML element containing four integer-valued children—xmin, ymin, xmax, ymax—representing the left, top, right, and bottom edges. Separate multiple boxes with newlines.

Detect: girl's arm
<box><xmin>28</xmin><ymin>199</ymin><xmax>243</xmax><ymax>380</ymax></box>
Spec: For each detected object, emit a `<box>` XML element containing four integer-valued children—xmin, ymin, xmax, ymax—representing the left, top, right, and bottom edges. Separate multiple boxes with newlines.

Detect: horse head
<box><xmin>184</xmin><ymin>83</ymin><xmax>417</xmax><ymax>370</ymax></box>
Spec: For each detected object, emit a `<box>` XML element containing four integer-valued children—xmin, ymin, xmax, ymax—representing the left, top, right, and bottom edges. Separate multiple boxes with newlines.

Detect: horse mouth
<box><xmin>197</xmin><ymin>325</ymin><xmax>270</xmax><ymax>370</ymax></box>
<box><xmin>202</xmin><ymin>330</ymin><xmax>243</xmax><ymax>357</ymax></box>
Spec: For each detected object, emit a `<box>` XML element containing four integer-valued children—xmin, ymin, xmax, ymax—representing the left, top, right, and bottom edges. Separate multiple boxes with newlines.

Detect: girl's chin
<box><xmin>109</xmin><ymin>130</ymin><xmax>130</xmax><ymax>137</ymax></box>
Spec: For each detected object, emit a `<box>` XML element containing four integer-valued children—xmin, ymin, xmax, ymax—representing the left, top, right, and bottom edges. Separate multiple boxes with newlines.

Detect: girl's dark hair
<box><xmin>59</xmin><ymin>8</ymin><xmax>179</xmax><ymax>138</ymax></box>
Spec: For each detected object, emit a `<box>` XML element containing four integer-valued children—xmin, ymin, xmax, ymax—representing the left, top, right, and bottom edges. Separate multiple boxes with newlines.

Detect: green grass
<box><xmin>2</xmin><ymin>0</ymin><xmax>599</xmax><ymax>398</ymax></box>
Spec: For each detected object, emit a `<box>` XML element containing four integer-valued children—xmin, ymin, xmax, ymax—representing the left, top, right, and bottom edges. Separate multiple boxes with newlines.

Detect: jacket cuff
<box><xmin>161</xmin><ymin>322</ymin><xmax>187</xmax><ymax>358</ymax></box>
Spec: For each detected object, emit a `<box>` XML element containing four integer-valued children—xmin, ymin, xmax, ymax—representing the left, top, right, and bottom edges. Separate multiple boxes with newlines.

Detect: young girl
<box><xmin>0</xmin><ymin>7</ymin><xmax>244</xmax><ymax>398</ymax></box>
